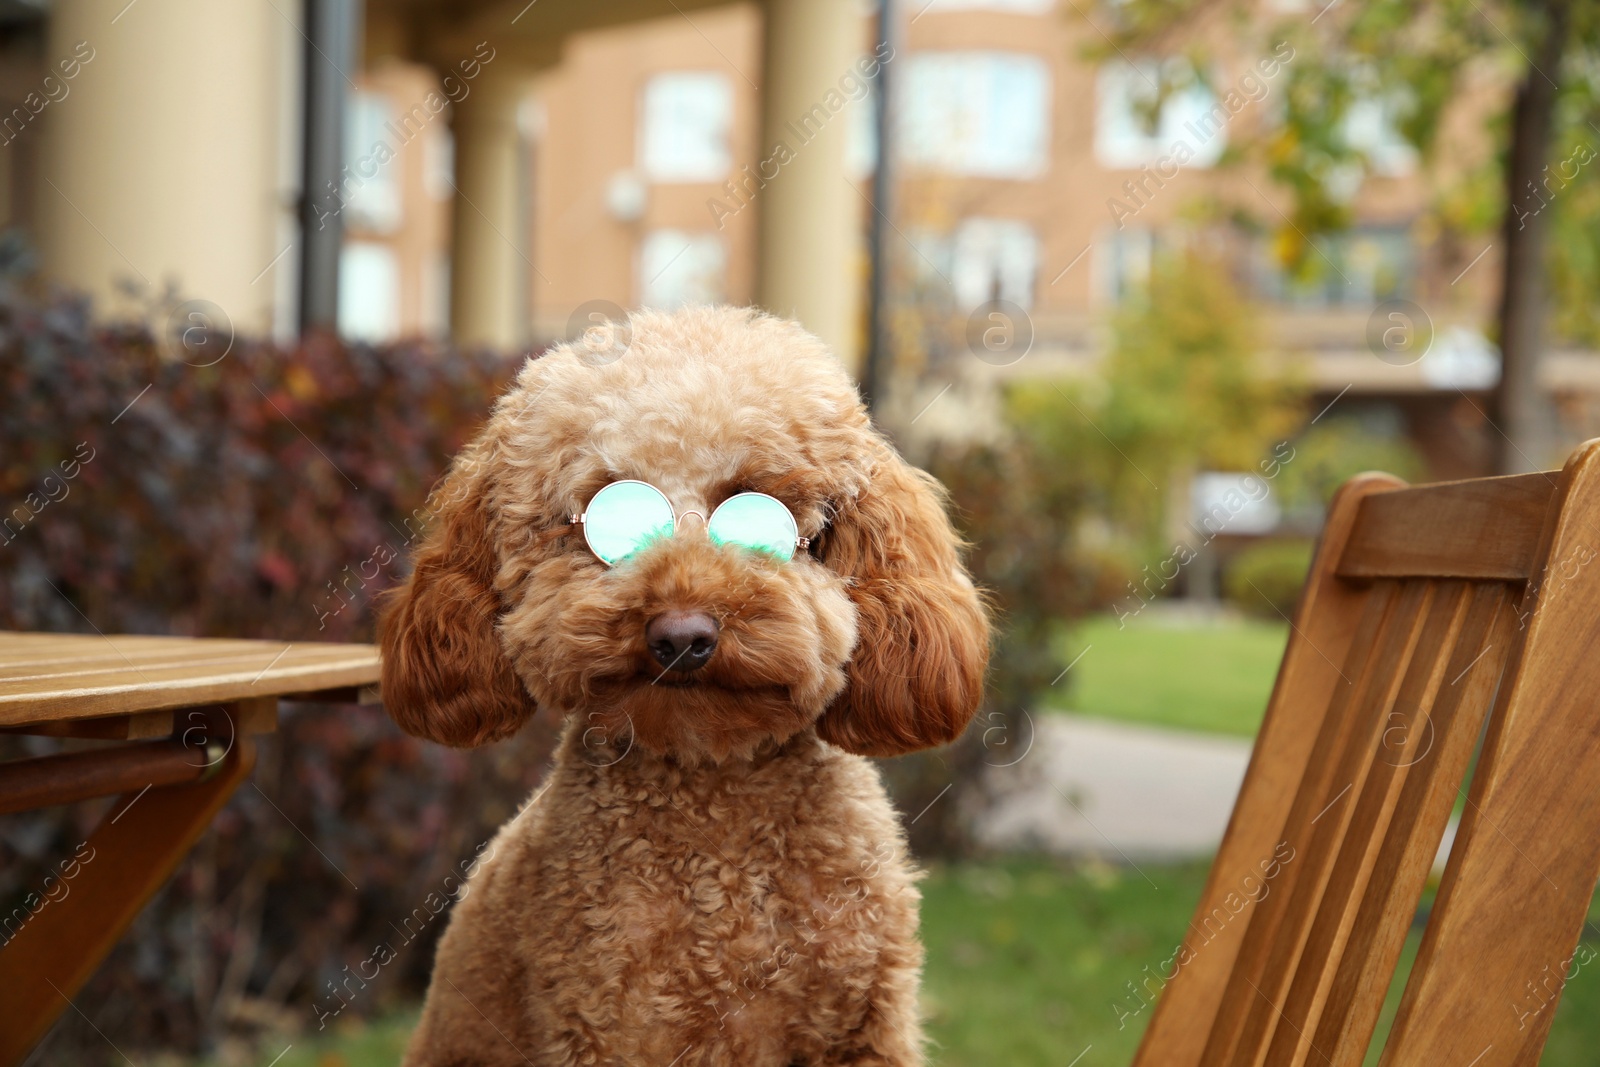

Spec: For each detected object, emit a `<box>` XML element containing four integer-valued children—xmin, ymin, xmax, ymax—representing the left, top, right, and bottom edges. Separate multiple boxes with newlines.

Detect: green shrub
<box><xmin>1224</xmin><ymin>538</ymin><xmax>1314</xmax><ymax>619</ymax></box>
<box><xmin>1273</xmin><ymin>415</ymin><xmax>1429</xmax><ymax>526</ymax></box>
<box><xmin>899</xmin><ymin>429</ymin><xmax>1101</xmax><ymax>856</ymax></box>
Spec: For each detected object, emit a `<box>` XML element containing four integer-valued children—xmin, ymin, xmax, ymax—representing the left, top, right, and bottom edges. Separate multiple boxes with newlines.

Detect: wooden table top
<box><xmin>0</xmin><ymin>632</ymin><xmax>381</xmax><ymax>727</ymax></box>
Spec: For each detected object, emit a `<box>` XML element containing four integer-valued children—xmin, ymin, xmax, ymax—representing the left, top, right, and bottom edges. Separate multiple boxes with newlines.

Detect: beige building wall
<box><xmin>899</xmin><ymin>7</ymin><xmax>1502</xmax><ymax>323</ymax></box>
<box><xmin>344</xmin><ymin>61</ymin><xmax>457</xmax><ymax>340</ymax></box>
<box><xmin>530</xmin><ymin>5</ymin><xmax>764</xmax><ymax>339</ymax></box>
<box><xmin>508</xmin><ymin>1</ymin><xmax>1506</xmax><ymax>363</ymax></box>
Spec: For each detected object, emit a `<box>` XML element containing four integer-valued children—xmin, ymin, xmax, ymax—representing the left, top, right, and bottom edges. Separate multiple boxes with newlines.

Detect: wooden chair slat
<box><xmin>1132</xmin><ymin>474</ymin><xmax>1405</xmax><ymax>1067</ymax></box>
<box><xmin>1380</xmin><ymin>443</ymin><xmax>1600</xmax><ymax>1066</ymax></box>
<box><xmin>1203</xmin><ymin>579</ymin><xmax>1428</xmax><ymax>1067</ymax></box>
<box><xmin>1313</xmin><ymin>582</ymin><xmax>1515</xmax><ymax>1065</ymax></box>
<box><xmin>1335</xmin><ymin>473</ymin><xmax>1553</xmax><ymax>581</ymax></box>
<box><xmin>1263</xmin><ymin>580</ymin><xmax>1474</xmax><ymax>1065</ymax></box>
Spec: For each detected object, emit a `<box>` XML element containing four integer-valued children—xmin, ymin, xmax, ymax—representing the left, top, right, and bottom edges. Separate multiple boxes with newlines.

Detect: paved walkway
<box><xmin>977</xmin><ymin>714</ymin><xmax>1253</xmax><ymax>861</ymax></box>
<box><xmin>976</xmin><ymin>713</ymin><xmax>1459</xmax><ymax>872</ymax></box>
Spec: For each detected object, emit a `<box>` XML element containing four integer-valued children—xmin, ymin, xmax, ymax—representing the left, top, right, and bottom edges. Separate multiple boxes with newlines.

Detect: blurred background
<box><xmin>2</xmin><ymin>0</ymin><xmax>1599</xmax><ymax>1063</ymax></box>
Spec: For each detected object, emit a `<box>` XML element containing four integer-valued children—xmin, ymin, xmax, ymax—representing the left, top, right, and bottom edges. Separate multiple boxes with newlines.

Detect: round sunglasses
<box><xmin>570</xmin><ymin>480</ymin><xmax>811</xmax><ymax>566</ymax></box>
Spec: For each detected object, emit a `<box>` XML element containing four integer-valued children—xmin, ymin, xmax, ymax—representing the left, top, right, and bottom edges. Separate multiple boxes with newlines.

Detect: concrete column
<box><xmin>756</xmin><ymin>0</ymin><xmax>865</xmax><ymax>373</ymax></box>
<box><xmin>449</xmin><ymin>73</ymin><xmax>529</xmax><ymax>350</ymax></box>
<box><xmin>38</xmin><ymin>0</ymin><xmax>283</xmax><ymax>333</ymax></box>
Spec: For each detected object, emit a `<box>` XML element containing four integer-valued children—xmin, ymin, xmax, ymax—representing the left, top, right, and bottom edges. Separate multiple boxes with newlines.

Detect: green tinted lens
<box><xmin>707</xmin><ymin>493</ymin><xmax>799</xmax><ymax>561</ymax></box>
<box><xmin>583</xmin><ymin>481</ymin><xmax>675</xmax><ymax>564</ymax></box>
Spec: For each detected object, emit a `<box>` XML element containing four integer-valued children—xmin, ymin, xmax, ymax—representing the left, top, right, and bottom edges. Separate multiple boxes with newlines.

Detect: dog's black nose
<box><xmin>646</xmin><ymin>610</ymin><xmax>719</xmax><ymax>672</ymax></box>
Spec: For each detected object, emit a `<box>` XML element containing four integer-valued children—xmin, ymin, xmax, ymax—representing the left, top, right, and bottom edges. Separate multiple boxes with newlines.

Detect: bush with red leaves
<box><xmin>0</xmin><ymin>258</ymin><xmax>558</xmax><ymax>1063</ymax></box>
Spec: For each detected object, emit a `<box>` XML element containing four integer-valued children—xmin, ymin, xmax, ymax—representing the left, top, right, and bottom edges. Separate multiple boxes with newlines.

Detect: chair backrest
<box><xmin>1132</xmin><ymin>439</ymin><xmax>1600</xmax><ymax>1067</ymax></box>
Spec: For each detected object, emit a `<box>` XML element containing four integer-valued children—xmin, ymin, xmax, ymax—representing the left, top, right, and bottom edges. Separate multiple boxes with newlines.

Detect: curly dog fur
<box><xmin>379</xmin><ymin>306</ymin><xmax>990</xmax><ymax>1065</ymax></box>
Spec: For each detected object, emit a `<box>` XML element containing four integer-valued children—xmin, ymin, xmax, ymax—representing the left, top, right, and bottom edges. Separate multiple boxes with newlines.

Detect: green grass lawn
<box><xmin>206</xmin><ymin>1013</ymin><xmax>418</xmax><ymax>1067</ymax></box>
<box><xmin>1047</xmin><ymin>613</ymin><xmax>1289</xmax><ymax>737</ymax></box>
<box><xmin>922</xmin><ymin>859</ymin><xmax>1600</xmax><ymax>1067</ymax></box>
<box><xmin>206</xmin><ymin>859</ymin><xmax>1600</xmax><ymax>1067</ymax></box>
<box><xmin>920</xmin><ymin>858</ymin><xmax>1211</xmax><ymax>1065</ymax></box>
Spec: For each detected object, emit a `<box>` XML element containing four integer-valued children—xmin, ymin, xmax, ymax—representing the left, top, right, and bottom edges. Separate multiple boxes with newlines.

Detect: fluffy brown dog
<box><xmin>379</xmin><ymin>306</ymin><xmax>990</xmax><ymax>1066</ymax></box>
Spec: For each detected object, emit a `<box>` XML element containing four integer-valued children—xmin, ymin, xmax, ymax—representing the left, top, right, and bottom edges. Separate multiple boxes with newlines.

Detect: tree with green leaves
<box><xmin>897</xmin><ymin>248</ymin><xmax>1299</xmax><ymax>856</ymax></box>
<box><xmin>1104</xmin><ymin>0</ymin><xmax>1600</xmax><ymax>473</ymax></box>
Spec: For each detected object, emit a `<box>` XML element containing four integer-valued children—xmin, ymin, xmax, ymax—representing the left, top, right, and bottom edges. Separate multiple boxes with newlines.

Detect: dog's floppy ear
<box><xmin>378</xmin><ymin>449</ymin><xmax>536</xmax><ymax>747</ymax></box>
<box><xmin>815</xmin><ymin>446</ymin><xmax>990</xmax><ymax>757</ymax></box>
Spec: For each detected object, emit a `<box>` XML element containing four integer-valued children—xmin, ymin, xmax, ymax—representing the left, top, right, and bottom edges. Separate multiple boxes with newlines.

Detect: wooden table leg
<box><xmin>0</xmin><ymin>738</ymin><xmax>256</xmax><ymax>1066</ymax></box>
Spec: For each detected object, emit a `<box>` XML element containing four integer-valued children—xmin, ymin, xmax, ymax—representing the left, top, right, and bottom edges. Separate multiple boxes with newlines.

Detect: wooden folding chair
<box><xmin>1132</xmin><ymin>439</ymin><xmax>1600</xmax><ymax>1067</ymax></box>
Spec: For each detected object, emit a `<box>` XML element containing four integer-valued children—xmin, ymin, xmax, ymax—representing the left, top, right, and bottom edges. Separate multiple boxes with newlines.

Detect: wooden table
<box><xmin>0</xmin><ymin>632</ymin><xmax>381</xmax><ymax>1066</ymax></box>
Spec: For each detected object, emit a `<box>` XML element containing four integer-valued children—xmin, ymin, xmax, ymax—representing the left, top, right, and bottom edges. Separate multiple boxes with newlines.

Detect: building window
<box><xmin>421</xmin><ymin>251</ymin><xmax>450</xmax><ymax>338</ymax></box>
<box><xmin>344</xmin><ymin>90</ymin><xmax>403</xmax><ymax>234</ymax></box>
<box><xmin>1254</xmin><ymin>226</ymin><xmax>1412</xmax><ymax>308</ymax></box>
<box><xmin>639</xmin><ymin>230</ymin><xmax>726</xmax><ymax>308</ymax></box>
<box><xmin>951</xmin><ymin>219</ymin><xmax>1039</xmax><ymax>309</ymax></box>
<box><xmin>1095</xmin><ymin>227</ymin><xmax>1156</xmax><ymax>303</ymax></box>
<box><xmin>424</xmin><ymin>128</ymin><xmax>454</xmax><ymax>202</ymax></box>
<box><xmin>905</xmin><ymin>219</ymin><xmax>1039</xmax><ymax>310</ymax></box>
<box><xmin>639</xmin><ymin>72</ymin><xmax>733</xmax><ymax>183</ymax></box>
<box><xmin>845</xmin><ymin>76</ymin><xmax>878</xmax><ymax>179</ymax></box>
<box><xmin>1094</xmin><ymin>59</ymin><xmax>1227</xmax><ymax>170</ymax></box>
<box><xmin>900</xmin><ymin>52</ymin><xmax>1051</xmax><ymax>178</ymax></box>
<box><xmin>338</xmin><ymin>241</ymin><xmax>400</xmax><ymax>342</ymax></box>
